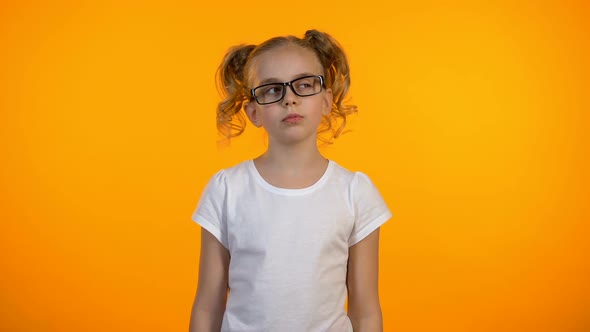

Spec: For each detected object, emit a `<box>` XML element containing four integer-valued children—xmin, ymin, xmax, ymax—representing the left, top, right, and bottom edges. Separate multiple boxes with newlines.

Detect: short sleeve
<box><xmin>348</xmin><ymin>172</ymin><xmax>392</xmax><ymax>246</ymax></box>
<box><xmin>192</xmin><ymin>170</ymin><xmax>228</xmax><ymax>249</ymax></box>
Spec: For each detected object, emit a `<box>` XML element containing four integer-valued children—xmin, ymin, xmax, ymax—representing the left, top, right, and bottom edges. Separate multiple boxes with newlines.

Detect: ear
<box><xmin>322</xmin><ymin>88</ymin><xmax>333</xmax><ymax>116</ymax></box>
<box><xmin>245</xmin><ymin>101</ymin><xmax>263</xmax><ymax>127</ymax></box>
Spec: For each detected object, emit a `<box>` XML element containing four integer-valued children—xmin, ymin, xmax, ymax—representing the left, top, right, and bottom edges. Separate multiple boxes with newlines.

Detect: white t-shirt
<box><xmin>192</xmin><ymin>160</ymin><xmax>392</xmax><ymax>332</ymax></box>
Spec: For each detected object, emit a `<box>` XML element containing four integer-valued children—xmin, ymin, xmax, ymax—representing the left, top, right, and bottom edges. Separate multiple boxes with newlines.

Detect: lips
<box><xmin>282</xmin><ymin>113</ymin><xmax>304</xmax><ymax>123</ymax></box>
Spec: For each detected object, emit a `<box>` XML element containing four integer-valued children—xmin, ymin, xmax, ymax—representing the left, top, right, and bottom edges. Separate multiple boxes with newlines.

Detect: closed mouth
<box><xmin>282</xmin><ymin>113</ymin><xmax>303</xmax><ymax>121</ymax></box>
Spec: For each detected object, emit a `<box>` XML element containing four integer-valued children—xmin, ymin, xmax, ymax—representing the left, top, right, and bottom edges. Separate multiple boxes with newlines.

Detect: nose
<box><xmin>282</xmin><ymin>85</ymin><xmax>298</xmax><ymax>106</ymax></box>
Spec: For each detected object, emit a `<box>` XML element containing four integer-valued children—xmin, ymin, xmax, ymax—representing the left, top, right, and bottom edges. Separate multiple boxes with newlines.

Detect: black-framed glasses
<box><xmin>250</xmin><ymin>75</ymin><xmax>324</xmax><ymax>105</ymax></box>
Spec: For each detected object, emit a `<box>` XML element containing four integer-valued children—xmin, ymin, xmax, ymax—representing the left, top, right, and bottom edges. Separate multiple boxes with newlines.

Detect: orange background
<box><xmin>1</xmin><ymin>1</ymin><xmax>589</xmax><ymax>331</ymax></box>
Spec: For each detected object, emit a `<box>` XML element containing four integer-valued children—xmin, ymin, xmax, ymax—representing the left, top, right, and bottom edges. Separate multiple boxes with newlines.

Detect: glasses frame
<box><xmin>250</xmin><ymin>75</ymin><xmax>325</xmax><ymax>105</ymax></box>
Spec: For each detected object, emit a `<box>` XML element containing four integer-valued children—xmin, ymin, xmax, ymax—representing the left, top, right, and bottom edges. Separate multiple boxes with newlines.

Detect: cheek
<box><xmin>260</xmin><ymin>107</ymin><xmax>280</xmax><ymax>123</ymax></box>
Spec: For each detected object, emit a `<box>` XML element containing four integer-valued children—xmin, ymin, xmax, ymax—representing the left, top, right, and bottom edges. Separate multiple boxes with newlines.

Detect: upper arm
<box><xmin>190</xmin><ymin>228</ymin><xmax>230</xmax><ymax>331</ymax></box>
<box><xmin>195</xmin><ymin>228</ymin><xmax>230</xmax><ymax>309</ymax></box>
<box><xmin>347</xmin><ymin>228</ymin><xmax>383</xmax><ymax>329</ymax></box>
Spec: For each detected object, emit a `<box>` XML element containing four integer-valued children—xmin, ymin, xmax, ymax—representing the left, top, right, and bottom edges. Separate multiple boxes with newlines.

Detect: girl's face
<box><xmin>245</xmin><ymin>44</ymin><xmax>333</xmax><ymax>146</ymax></box>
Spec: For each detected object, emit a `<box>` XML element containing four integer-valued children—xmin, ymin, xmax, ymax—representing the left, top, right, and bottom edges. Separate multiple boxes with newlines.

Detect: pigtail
<box><xmin>304</xmin><ymin>30</ymin><xmax>357</xmax><ymax>143</ymax></box>
<box><xmin>216</xmin><ymin>44</ymin><xmax>256</xmax><ymax>141</ymax></box>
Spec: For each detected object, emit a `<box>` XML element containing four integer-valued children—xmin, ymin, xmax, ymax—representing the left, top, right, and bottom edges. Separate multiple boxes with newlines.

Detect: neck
<box><xmin>258</xmin><ymin>137</ymin><xmax>326</xmax><ymax>171</ymax></box>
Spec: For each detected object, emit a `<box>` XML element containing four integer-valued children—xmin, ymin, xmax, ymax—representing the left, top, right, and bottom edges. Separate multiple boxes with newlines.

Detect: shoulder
<box><xmin>219</xmin><ymin>160</ymin><xmax>252</xmax><ymax>183</ymax></box>
<box><xmin>328</xmin><ymin>160</ymin><xmax>356</xmax><ymax>184</ymax></box>
<box><xmin>206</xmin><ymin>160</ymin><xmax>251</xmax><ymax>181</ymax></box>
<box><xmin>202</xmin><ymin>160</ymin><xmax>254</xmax><ymax>195</ymax></box>
<box><xmin>329</xmin><ymin>162</ymin><xmax>386</xmax><ymax>207</ymax></box>
<box><xmin>329</xmin><ymin>161</ymin><xmax>375</xmax><ymax>189</ymax></box>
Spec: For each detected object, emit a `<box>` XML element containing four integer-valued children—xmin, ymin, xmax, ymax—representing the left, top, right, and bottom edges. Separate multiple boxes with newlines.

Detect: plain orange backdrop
<box><xmin>1</xmin><ymin>1</ymin><xmax>589</xmax><ymax>331</ymax></box>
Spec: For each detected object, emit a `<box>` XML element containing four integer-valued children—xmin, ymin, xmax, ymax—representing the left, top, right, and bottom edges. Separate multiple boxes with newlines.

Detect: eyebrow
<box><xmin>257</xmin><ymin>72</ymin><xmax>318</xmax><ymax>86</ymax></box>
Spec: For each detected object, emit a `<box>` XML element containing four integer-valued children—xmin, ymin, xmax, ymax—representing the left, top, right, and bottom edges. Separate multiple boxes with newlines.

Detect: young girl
<box><xmin>190</xmin><ymin>30</ymin><xmax>392</xmax><ymax>332</ymax></box>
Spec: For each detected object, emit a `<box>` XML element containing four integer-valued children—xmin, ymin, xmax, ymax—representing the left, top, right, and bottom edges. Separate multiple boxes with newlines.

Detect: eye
<box><xmin>294</xmin><ymin>77</ymin><xmax>317</xmax><ymax>93</ymax></box>
<box><xmin>261</xmin><ymin>85</ymin><xmax>282</xmax><ymax>96</ymax></box>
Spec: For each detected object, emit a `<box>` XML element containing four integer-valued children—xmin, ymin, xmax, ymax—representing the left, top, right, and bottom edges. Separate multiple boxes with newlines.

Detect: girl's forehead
<box><xmin>249</xmin><ymin>45</ymin><xmax>323</xmax><ymax>84</ymax></box>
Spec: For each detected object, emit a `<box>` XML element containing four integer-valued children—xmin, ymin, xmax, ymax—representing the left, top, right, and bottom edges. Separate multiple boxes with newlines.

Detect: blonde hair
<box><xmin>216</xmin><ymin>29</ymin><xmax>357</xmax><ymax>144</ymax></box>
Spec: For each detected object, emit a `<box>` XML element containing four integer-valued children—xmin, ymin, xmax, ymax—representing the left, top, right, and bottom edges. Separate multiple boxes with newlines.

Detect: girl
<box><xmin>189</xmin><ymin>30</ymin><xmax>392</xmax><ymax>332</ymax></box>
